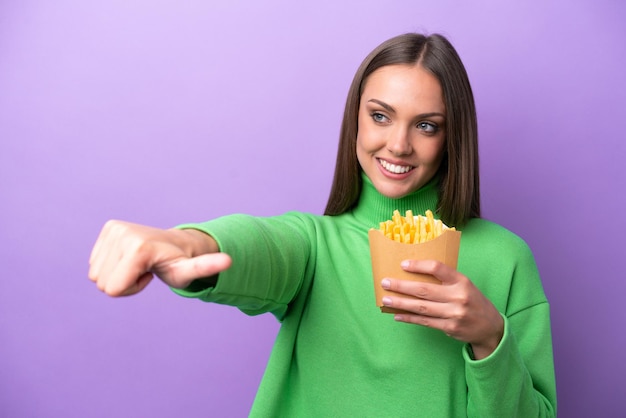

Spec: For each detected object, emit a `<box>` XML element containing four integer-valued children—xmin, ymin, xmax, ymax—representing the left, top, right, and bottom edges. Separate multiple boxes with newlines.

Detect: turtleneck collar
<box><xmin>351</xmin><ymin>173</ymin><xmax>440</xmax><ymax>228</ymax></box>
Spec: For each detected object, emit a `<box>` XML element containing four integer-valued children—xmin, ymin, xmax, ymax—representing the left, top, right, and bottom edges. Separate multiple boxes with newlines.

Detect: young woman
<box><xmin>89</xmin><ymin>33</ymin><xmax>557</xmax><ymax>416</ymax></box>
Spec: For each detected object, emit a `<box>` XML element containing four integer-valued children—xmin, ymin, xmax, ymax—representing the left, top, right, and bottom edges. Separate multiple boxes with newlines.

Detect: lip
<box><xmin>376</xmin><ymin>157</ymin><xmax>415</xmax><ymax>179</ymax></box>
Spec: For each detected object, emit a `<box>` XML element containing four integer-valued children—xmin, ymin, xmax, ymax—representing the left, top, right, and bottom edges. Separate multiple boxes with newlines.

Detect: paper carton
<box><xmin>368</xmin><ymin>228</ymin><xmax>462</xmax><ymax>314</ymax></box>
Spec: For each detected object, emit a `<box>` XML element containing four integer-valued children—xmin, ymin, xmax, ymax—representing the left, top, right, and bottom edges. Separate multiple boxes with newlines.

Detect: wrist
<box><xmin>470</xmin><ymin>336</ymin><xmax>501</xmax><ymax>360</ymax></box>
<box><xmin>469</xmin><ymin>316</ymin><xmax>504</xmax><ymax>360</ymax></box>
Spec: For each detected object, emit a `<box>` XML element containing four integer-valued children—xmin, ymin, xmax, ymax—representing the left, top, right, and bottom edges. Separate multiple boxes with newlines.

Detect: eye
<box><xmin>371</xmin><ymin>112</ymin><xmax>389</xmax><ymax>124</ymax></box>
<box><xmin>417</xmin><ymin>121</ymin><xmax>439</xmax><ymax>134</ymax></box>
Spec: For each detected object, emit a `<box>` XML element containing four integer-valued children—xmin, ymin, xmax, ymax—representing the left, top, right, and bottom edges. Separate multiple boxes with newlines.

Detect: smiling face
<box><xmin>356</xmin><ymin>64</ymin><xmax>446</xmax><ymax>199</ymax></box>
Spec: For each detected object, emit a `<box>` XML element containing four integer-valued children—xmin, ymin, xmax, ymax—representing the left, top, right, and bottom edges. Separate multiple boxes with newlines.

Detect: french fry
<box><xmin>377</xmin><ymin>209</ymin><xmax>454</xmax><ymax>244</ymax></box>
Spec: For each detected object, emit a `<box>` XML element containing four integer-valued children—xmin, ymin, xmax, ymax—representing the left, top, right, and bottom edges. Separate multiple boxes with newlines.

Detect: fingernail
<box><xmin>381</xmin><ymin>278</ymin><xmax>391</xmax><ymax>289</ymax></box>
<box><xmin>400</xmin><ymin>260</ymin><xmax>410</xmax><ymax>269</ymax></box>
<box><xmin>382</xmin><ymin>296</ymin><xmax>392</xmax><ymax>306</ymax></box>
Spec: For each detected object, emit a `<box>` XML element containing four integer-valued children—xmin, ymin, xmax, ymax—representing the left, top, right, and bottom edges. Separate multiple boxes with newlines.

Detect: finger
<box><xmin>381</xmin><ymin>278</ymin><xmax>447</xmax><ymax>303</ymax></box>
<box><xmin>156</xmin><ymin>253</ymin><xmax>233</xmax><ymax>288</ymax></box>
<box><xmin>400</xmin><ymin>259</ymin><xmax>458</xmax><ymax>285</ymax></box>
<box><xmin>100</xmin><ymin>272</ymin><xmax>155</xmax><ymax>297</ymax></box>
<box><xmin>89</xmin><ymin>221</ymin><xmax>126</xmax><ymax>282</ymax></box>
<box><xmin>100</xmin><ymin>251</ymin><xmax>152</xmax><ymax>297</ymax></box>
<box><xmin>89</xmin><ymin>246</ymin><xmax>121</xmax><ymax>285</ymax></box>
<box><xmin>119</xmin><ymin>272</ymin><xmax>154</xmax><ymax>297</ymax></box>
<box><xmin>89</xmin><ymin>220</ymin><xmax>122</xmax><ymax>265</ymax></box>
<box><xmin>392</xmin><ymin>312</ymin><xmax>452</xmax><ymax>335</ymax></box>
<box><xmin>381</xmin><ymin>293</ymin><xmax>446</xmax><ymax>318</ymax></box>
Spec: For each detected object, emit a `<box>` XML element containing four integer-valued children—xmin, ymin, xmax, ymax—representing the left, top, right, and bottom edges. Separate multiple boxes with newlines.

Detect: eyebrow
<box><xmin>367</xmin><ymin>99</ymin><xmax>445</xmax><ymax>119</ymax></box>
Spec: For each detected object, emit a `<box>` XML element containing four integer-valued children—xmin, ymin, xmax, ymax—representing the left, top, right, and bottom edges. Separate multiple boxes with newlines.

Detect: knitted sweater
<box><xmin>173</xmin><ymin>176</ymin><xmax>557</xmax><ymax>417</ymax></box>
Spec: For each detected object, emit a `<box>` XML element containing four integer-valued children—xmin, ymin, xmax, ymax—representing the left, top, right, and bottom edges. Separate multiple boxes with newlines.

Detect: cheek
<box><xmin>422</xmin><ymin>139</ymin><xmax>446</xmax><ymax>165</ymax></box>
<box><xmin>355</xmin><ymin>134</ymin><xmax>367</xmax><ymax>167</ymax></box>
<box><xmin>355</xmin><ymin>122</ymin><xmax>382</xmax><ymax>155</ymax></box>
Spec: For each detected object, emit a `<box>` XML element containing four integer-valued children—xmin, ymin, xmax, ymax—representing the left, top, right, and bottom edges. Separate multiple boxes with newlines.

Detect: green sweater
<box><xmin>173</xmin><ymin>176</ymin><xmax>557</xmax><ymax>417</ymax></box>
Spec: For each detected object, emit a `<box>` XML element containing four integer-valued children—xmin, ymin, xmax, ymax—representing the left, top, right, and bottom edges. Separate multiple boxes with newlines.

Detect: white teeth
<box><xmin>379</xmin><ymin>159</ymin><xmax>413</xmax><ymax>174</ymax></box>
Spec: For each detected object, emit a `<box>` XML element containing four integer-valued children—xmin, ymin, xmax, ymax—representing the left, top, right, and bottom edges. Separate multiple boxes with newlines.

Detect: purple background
<box><xmin>1</xmin><ymin>1</ymin><xmax>624</xmax><ymax>416</ymax></box>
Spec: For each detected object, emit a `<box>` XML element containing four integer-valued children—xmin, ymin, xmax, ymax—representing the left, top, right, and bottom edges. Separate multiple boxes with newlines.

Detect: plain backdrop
<box><xmin>1</xmin><ymin>1</ymin><xmax>625</xmax><ymax>417</ymax></box>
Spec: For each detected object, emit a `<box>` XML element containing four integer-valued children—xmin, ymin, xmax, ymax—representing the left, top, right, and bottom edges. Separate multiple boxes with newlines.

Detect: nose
<box><xmin>386</xmin><ymin>126</ymin><xmax>412</xmax><ymax>156</ymax></box>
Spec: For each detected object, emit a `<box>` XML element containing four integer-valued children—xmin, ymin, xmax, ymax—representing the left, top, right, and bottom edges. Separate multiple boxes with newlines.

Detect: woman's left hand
<box><xmin>381</xmin><ymin>259</ymin><xmax>504</xmax><ymax>360</ymax></box>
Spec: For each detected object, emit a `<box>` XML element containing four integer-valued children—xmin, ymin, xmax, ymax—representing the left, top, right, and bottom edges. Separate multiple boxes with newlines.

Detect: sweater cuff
<box><xmin>463</xmin><ymin>313</ymin><xmax>510</xmax><ymax>365</ymax></box>
<box><xmin>169</xmin><ymin>223</ymin><xmax>220</xmax><ymax>298</ymax></box>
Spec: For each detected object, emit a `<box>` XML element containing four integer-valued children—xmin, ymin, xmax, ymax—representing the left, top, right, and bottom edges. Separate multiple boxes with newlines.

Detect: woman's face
<box><xmin>356</xmin><ymin>64</ymin><xmax>446</xmax><ymax>199</ymax></box>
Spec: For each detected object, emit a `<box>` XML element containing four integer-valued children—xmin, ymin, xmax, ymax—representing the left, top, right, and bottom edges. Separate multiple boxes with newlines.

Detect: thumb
<box><xmin>157</xmin><ymin>252</ymin><xmax>232</xmax><ymax>289</ymax></box>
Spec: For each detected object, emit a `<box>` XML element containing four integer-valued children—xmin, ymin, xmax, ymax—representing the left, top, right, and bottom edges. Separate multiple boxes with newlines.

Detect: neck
<box><xmin>351</xmin><ymin>173</ymin><xmax>440</xmax><ymax>227</ymax></box>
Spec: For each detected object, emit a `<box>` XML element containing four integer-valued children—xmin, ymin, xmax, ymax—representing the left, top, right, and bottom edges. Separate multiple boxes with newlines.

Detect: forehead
<box><xmin>361</xmin><ymin>64</ymin><xmax>445</xmax><ymax>114</ymax></box>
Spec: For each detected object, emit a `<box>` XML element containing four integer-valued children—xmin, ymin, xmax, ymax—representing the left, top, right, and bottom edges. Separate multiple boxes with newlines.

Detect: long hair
<box><xmin>323</xmin><ymin>33</ymin><xmax>480</xmax><ymax>227</ymax></box>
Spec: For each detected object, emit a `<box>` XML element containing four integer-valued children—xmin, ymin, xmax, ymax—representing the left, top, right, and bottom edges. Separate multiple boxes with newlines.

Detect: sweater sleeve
<box><xmin>463</xmin><ymin>235</ymin><xmax>557</xmax><ymax>417</ymax></box>
<box><xmin>171</xmin><ymin>212</ymin><xmax>315</xmax><ymax>320</ymax></box>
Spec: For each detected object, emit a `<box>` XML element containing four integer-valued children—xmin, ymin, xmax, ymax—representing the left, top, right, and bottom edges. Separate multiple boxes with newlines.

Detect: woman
<box><xmin>89</xmin><ymin>33</ymin><xmax>557</xmax><ymax>416</ymax></box>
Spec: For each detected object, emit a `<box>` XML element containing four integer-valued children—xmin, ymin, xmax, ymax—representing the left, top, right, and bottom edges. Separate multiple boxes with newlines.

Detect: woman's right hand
<box><xmin>88</xmin><ymin>220</ymin><xmax>232</xmax><ymax>297</ymax></box>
